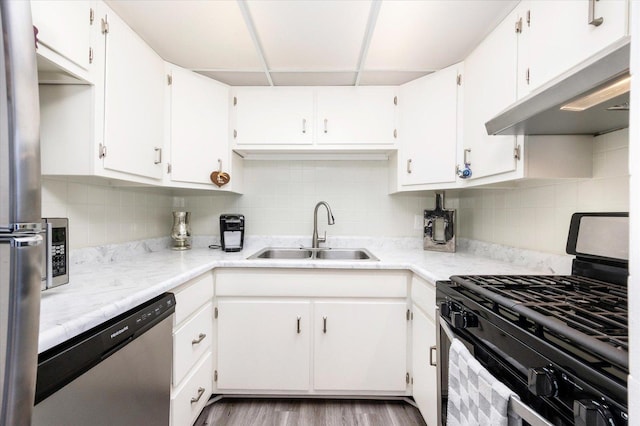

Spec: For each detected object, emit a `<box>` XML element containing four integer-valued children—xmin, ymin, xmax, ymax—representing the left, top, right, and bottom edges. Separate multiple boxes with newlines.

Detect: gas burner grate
<box><xmin>449</xmin><ymin>275</ymin><xmax>628</xmax><ymax>368</ymax></box>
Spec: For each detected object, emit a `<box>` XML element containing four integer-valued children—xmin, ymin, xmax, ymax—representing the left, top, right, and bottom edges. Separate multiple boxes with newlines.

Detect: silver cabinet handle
<box><xmin>297</xmin><ymin>316</ymin><xmax>301</xmax><ymax>334</ymax></box>
<box><xmin>588</xmin><ymin>0</ymin><xmax>603</xmax><ymax>26</ymax></box>
<box><xmin>191</xmin><ymin>333</ymin><xmax>206</xmax><ymax>345</ymax></box>
<box><xmin>323</xmin><ymin>118</ymin><xmax>328</xmax><ymax>134</ymax></box>
<box><xmin>302</xmin><ymin>119</ymin><xmax>307</xmax><ymax>134</ymax></box>
<box><xmin>430</xmin><ymin>345</ymin><xmax>437</xmax><ymax>367</ymax></box>
<box><xmin>407</xmin><ymin>159</ymin><xmax>412</xmax><ymax>174</ymax></box>
<box><xmin>154</xmin><ymin>147</ymin><xmax>162</xmax><ymax>164</ymax></box>
<box><xmin>190</xmin><ymin>387</ymin><xmax>205</xmax><ymax>404</ymax></box>
<box><xmin>323</xmin><ymin>316</ymin><xmax>327</xmax><ymax>333</ymax></box>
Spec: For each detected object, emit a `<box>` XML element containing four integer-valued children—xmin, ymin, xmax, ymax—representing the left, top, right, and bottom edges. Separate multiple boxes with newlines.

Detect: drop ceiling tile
<box><xmin>247</xmin><ymin>0</ymin><xmax>372</xmax><ymax>70</ymax></box>
<box><xmin>197</xmin><ymin>71</ymin><xmax>270</xmax><ymax>86</ymax></box>
<box><xmin>271</xmin><ymin>72</ymin><xmax>357</xmax><ymax>86</ymax></box>
<box><xmin>358</xmin><ymin>71</ymin><xmax>432</xmax><ymax>86</ymax></box>
<box><xmin>366</xmin><ymin>1</ymin><xmax>518</xmax><ymax>71</ymax></box>
<box><xmin>106</xmin><ymin>0</ymin><xmax>262</xmax><ymax>70</ymax></box>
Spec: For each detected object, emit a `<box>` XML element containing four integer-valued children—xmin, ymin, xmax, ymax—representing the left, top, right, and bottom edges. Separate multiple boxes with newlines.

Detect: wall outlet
<box><xmin>413</xmin><ymin>214</ymin><xmax>424</xmax><ymax>231</ymax></box>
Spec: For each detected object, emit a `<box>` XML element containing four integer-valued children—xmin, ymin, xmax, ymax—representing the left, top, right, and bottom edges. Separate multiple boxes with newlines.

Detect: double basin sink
<box><xmin>248</xmin><ymin>247</ymin><xmax>379</xmax><ymax>261</ymax></box>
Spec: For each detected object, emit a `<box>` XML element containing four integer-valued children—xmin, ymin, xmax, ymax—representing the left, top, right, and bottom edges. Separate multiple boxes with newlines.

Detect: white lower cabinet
<box><xmin>170</xmin><ymin>272</ymin><xmax>214</xmax><ymax>426</ymax></box>
<box><xmin>411</xmin><ymin>275</ymin><xmax>438</xmax><ymax>425</ymax></box>
<box><xmin>314</xmin><ymin>301</ymin><xmax>408</xmax><ymax>392</ymax></box>
<box><xmin>213</xmin><ymin>269</ymin><xmax>410</xmax><ymax>396</ymax></box>
<box><xmin>171</xmin><ymin>352</ymin><xmax>213</xmax><ymax>426</ymax></box>
<box><xmin>216</xmin><ymin>300</ymin><xmax>312</xmax><ymax>391</ymax></box>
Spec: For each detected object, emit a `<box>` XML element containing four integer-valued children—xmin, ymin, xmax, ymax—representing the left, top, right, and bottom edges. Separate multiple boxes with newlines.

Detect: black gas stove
<box><xmin>436</xmin><ymin>213</ymin><xmax>629</xmax><ymax>426</ymax></box>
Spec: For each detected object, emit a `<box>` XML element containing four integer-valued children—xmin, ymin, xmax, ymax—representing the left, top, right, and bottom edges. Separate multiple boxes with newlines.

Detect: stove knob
<box><xmin>527</xmin><ymin>367</ymin><xmax>558</xmax><ymax>397</ymax></box>
<box><xmin>452</xmin><ymin>310</ymin><xmax>478</xmax><ymax>329</ymax></box>
<box><xmin>574</xmin><ymin>399</ymin><xmax>615</xmax><ymax>426</ymax></box>
<box><xmin>440</xmin><ymin>301</ymin><xmax>451</xmax><ymax>318</ymax></box>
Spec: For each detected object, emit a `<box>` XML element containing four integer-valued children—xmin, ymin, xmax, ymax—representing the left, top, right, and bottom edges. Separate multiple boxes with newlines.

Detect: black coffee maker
<box><xmin>219</xmin><ymin>214</ymin><xmax>245</xmax><ymax>252</ymax></box>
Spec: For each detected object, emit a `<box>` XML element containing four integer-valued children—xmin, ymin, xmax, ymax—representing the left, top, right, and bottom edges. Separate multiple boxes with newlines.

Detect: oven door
<box><xmin>436</xmin><ymin>307</ymin><xmax>556</xmax><ymax>426</ymax></box>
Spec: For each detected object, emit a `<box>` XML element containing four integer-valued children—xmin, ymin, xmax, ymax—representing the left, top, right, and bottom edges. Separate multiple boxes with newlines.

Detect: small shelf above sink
<box><xmin>247</xmin><ymin>247</ymin><xmax>379</xmax><ymax>261</ymax></box>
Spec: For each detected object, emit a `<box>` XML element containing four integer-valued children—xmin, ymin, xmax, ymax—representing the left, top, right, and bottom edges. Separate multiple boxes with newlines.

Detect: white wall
<box><xmin>457</xmin><ymin>128</ymin><xmax>629</xmax><ymax>254</ymax></box>
<box><xmin>42</xmin><ymin>178</ymin><xmax>174</xmax><ymax>248</ymax></box>
<box><xmin>179</xmin><ymin>160</ymin><xmax>436</xmax><ymax>239</ymax></box>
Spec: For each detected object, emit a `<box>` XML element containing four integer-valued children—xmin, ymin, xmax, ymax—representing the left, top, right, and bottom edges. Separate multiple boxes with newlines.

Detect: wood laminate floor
<box><xmin>194</xmin><ymin>398</ymin><xmax>427</xmax><ymax>426</ymax></box>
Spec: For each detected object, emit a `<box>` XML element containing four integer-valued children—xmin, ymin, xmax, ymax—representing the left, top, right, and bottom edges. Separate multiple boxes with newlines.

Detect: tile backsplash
<box><xmin>44</xmin><ymin>128</ymin><xmax>628</xmax><ymax>253</ymax></box>
<box><xmin>457</xmin><ymin>128</ymin><xmax>629</xmax><ymax>254</ymax></box>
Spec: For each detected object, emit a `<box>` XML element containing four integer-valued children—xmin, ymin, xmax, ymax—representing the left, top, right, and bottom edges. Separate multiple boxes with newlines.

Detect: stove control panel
<box><xmin>440</xmin><ymin>300</ymin><xmax>478</xmax><ymax>329</ymax></box>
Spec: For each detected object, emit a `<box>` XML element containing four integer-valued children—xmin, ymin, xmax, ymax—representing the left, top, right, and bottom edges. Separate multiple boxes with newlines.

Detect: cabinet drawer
<box><xmin>171</xmin><ymin>352</ymin><xmax>212</xmax><ymax>426</ymax></box>
<box><xmin>173</xmin><ymin>303</ymin><xmax>213</xmax><ymax>386</ymax></box>
<box><xmin>173</xmin><ymin>272</ymin><xmax>214</xmax><ymax>325</ymax></box>
<box><xmin>412</xmin><ymin>275</ymin><xmax>436</xmax><ymax>320</ymax></box>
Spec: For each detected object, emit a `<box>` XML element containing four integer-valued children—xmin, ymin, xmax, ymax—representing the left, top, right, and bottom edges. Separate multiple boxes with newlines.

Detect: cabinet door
<box><xmin>31</xmin><ymin>0</ymin><xmax>93</xmax><ymax>72</ymax></box>
<box><xmin>412</xmin><ymin>306</ymin><xmax>437</xmax><ymax>426</ymax></box>
<box><xmin>462</xmin><ymin>6</ymin><xmax>519</xmax><ymax>180</ymax></box>
<box><xmin>169</xmin><ymin>66</ymin><xmax>229</xmax><ymax>185</ymax></box>
<box><xmin>216</xmin><ymin>300</ymin><xmax>311</xmax><ymax>391</ymax></box>
<box><xmin>102</xmin><ymin>9</ymin><xmax>164</xmax><ymax>180</ymax></box>
<box><xmin>314</xmin><ymin>301</ymin><xmax>407</xmax><ymax>391</ymax></box>
<box><xmin>316</xmin><ymin>87</ymin><xmax>397</xmax><ymax>145</ymax></box>
<box><xmin>233</xmin><ymin>88</ymin><xmax>314</xmax><ymax>145</ymax></box>
<box><xmin>400</xmin><ymin>63</ymin><xmax>460</xmax><ymax>186</ymax></box>
<box><xmin>520</xmin><ymin>0</ymin><xmax>628</xmax><ymax>96</ymax></box>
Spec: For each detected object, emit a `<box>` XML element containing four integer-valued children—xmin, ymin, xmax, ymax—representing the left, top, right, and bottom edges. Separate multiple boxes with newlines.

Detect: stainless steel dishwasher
<box><xmin>33</xmin><ymin>293</ymin><xmax>176</xmax><ymax>426</ymax></box>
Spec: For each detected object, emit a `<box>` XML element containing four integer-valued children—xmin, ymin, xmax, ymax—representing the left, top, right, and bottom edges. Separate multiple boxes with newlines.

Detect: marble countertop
<box><xmin>39</xmin><ymin>236</ymin><xmax>572</xmax><ymax>353</ymax></box>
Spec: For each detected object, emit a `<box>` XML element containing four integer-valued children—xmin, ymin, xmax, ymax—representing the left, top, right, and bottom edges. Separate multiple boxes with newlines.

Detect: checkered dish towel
<box><xmin>447</xmin><ymin>338</ymin><xmax>522</xmax><ymax>426</ymax></box>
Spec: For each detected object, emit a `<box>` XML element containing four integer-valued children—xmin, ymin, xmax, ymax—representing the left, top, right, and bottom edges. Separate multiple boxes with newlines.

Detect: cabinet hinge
<box><xmin>233</xmin><ymin>129</ymin><xmax>238</xmax><ymax>139</ymax></box>
<box><xmin>89</xmin><ymin>47</ymin><xmax>93</xmax><ymax>64</ymax></box>
<box><xmin>101</xmin><ymin>16</ymin><xmax>109</xmax><ymax>35</ymax></box>
<box><xmin>167</xmin><ymin>163</ymin><xmax>172</xmax><ymax>174</ymax></box>
<box><xmin>214</xmin><ymin>370</ymin><xmax>218</xmax><ymax>382</ymax></box>
<box><xmin>98</xmin><ymin>143</ymin><xmax>107</xmax><ymax>159</ymax></box>
<box><xmin>514</xmin><ymin>144</ymin><xmax>521</xmax><ymax>160</ymax></box>
<box><xmin>406</xmin><ymin>309</ymin><xmax>411</xmax><ymax>321</ymax></box>
<box><xmin>167</xmin><ymin>74</ymin><xmax>172</xmax><ymax>85</ymax></box>
<box><xmin>456</xmin><ymin>74</ymin><xmax>462</xmax><ymax>86</ymax></box>
<box><xmin>393</xmin><ymin>129</ymin><xmax>397</xmax><ymax>139</ymax></box>
<box><xmin>89</xmin><ymin>8</ymin><xmax>94</xmax><ymax>25</ymax></box>
<box><xmin>526</xmin><ymin>10</ymin><xmax>531</xmax><ymax>27</ymax></box>
<box><xmin>406</xmin><ymin>372</ymin><xmax>410</xmax><ymax>384</ymax></box>
<box><xmin>214</xmin><ymin>307</ymin><xmax>218</xmax><ymax>319</ymax></box>
<box><xmin>515</xmin><ymin>17</ymin><xmax>523</xmax><ymax>33</ymax></box>
<box><xmin>233</xmin><ymin>96</ymin><xmax>237</xmax><ymax>106</ymax></box>
<box><xmin>411</xmin><ymin>376</ymin><xmax>414</xmax><ymax>385</ymax></box>
<box><xmin>526</xmin><ymin>68</ymin><xmax>531</xmax><ymax>85</ymax></box>
<box><xmin>393</xmin><ymin>96</ymin><xmax>398</xmax><ymax>106</ymax></box>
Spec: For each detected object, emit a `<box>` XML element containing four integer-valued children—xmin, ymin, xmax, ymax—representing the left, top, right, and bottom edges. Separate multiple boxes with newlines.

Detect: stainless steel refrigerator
<box><xmin>0</xmin><ymin>1</ymin><xmax>43</xmax><ymax>425</ymax></box>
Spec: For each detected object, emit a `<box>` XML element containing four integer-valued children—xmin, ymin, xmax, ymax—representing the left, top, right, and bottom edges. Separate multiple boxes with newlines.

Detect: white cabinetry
<box><xmin>31</xmin><ymin>0</ymin><xmax>94</xmax><ymax>82</ymax></box>
<box><xmin>170</xmin><ymin>272</ymin><xmax>214</xmax><ymax>426</ymax></box>
<box><xmin>166</xmin><ymin>64</ymin><xmax>241</xmax><ymax>191</ymax></box>
<box><xmin>214</xmin><ymin>269</ymin><xmax>409</xmax><ymax>395</ymax></box>
<box><xmin>391</xmin><ymin>62</ymin><xmax>461</xmax><ymax>192</ymax></box>
<box><xmin>410</xmin><ymin>276</ymin><xmax>438</xmax><ymax>426</ymax></box>
<box><xmin>101</xmin><ymin>6</ymin><xmax>165</xmax><ymax>180</ymax></box>
<box><xmin>316</xmin><ymin>87</ymin><xmax>398</xmax><ymax>145</ymax></box>
<box><xmin>462</xmin><ymin>5</ymin><xmax>520</xmax><ymax>181</ymax></box>
<box><xmin>231</xmin><ymin>87</ymin><xmax>397</xmax><ymax>153</ymax></box>
<box><xmin>39</xmin><ymin>2</ymin><xmax>166</xmax><ymax>184</ymax></box>
<box><xmin>217</xmin><ymin>300</ymin><xmax>311</xmax><ymax>391</ymax></box>
<box><xmin>232</xmin><ymin>87</ymin><xmax>314</xmax><ymax>145</ymax></box>
<box><xmin>314</xmin><ymin>301</ymin><xmax>407</xmax><ymax>391</ymax></box>
<box><xmin>518</xmin><ymin>0</ymin><xmax>629</xmax><ymax>97</ymax></box>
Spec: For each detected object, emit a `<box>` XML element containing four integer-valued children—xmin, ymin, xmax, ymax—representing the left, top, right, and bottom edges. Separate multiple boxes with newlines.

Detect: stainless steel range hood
<box><xmin>485</xmin><ymin>37</ymin><xmax>630</xmax><ymax>136</ymax></box>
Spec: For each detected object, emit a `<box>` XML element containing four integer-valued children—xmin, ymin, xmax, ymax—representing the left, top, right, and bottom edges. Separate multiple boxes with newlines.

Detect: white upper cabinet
<box><xmin>101</xmin><ymin>7</ymin><xmax>165</xmax><ymax>180</ymax></box>
<box><xmin>518</xmin><ymin>0</ymin><xmax>629</xmax><ymax>97</ymax></box>
<box><xmin>31</xmin><ymin>0</ymin><xmax>95</xmax><ymax>81</ymax></box>
<box><xmin>461</xmin><ymin>5</ymin><xmax>520</xmax><ymax>181</ymax></box>
<box><xmin>397</xmin><ymin>62</ymin><xmax>461</xmax><ymax>188</ymax></box>
<box><xmin>232</xmin><ymin>87</ymin><xmax>314</xmax><ymax>145</ymax></box>
<box><xmin>167</xmin><ymin>65</ymin><xmax>232</xmax><ymax>188</ymax></box>
<box><xmin>315</xmin><ymin>87</ymin><xmax>397</xmax><ymax>145</ymax></box>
